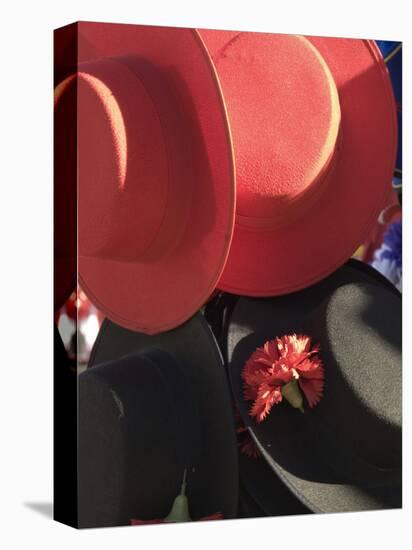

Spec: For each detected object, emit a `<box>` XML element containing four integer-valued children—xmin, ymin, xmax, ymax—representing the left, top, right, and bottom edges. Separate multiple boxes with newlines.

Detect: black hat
<box><xmin>226</xmin><ymin>260</ymin><xmax>402</xmax><ymax>513</ymax></box>
<box><xmin>78</xmin><ymin>312</ymin><xmax>238</xmax><ymax>528</ymax></box>
<box><xmin>238</xmin><ymin>452</ymin><xmax>310</xmax><ymax>517</ymax></box>
<box><xmin>205</xmin><ymin>295</ymin><xmax>310</xmax><ymax>518</ymax></box>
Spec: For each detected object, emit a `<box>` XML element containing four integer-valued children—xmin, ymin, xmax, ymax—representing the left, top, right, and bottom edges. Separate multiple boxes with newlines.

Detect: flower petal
<box><xmin>277</xmin><ymin>334</ymin><xmax>311</xmax><ymax>356</ymax></box>
<box><xmin>298</xmin><ymin>375</ymin><xmax>324</xmax><ymax>408</ymax></box>
<box><xmin>264</xmin><ymin>339</ymin><xmax>280</xmax><ymax>362</ymax></box>
<box><xmin>251</xmin><ymin>382</ymin><xmax>283</xmax><ymax>423</ymax></box>
<box><xmin>271</xmin><ymin>360</ymin><xmax>296</xmax><ymax>384</ymax></box>
<box><xmin>243</xmin><ymin>334</ymin><xmax>324</xmax><ymax>420</ymax></box>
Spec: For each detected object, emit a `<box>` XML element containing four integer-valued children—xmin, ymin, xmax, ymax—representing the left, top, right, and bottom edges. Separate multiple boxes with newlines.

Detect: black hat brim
<box><xmin>88</xmin><ymin>312</ymin><xmax>239</xmax><ymax>521</ymax></box>
<box><xmin>239</xmin><ymin>452</ymin><xmax>310</xmax><ymax>516</ymax></box>
<box><xmin>227</xmin><ymin>262</ymin><xmax>401</xmax><ymax>513</ymax></box>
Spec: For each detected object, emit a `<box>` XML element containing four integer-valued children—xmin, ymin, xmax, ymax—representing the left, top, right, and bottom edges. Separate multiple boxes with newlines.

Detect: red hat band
<box><xmin>219</xmin><ymin>34</ymin><xmax>341</xmax><ymax>231</ymax></box>
<box><xmin>57</xmin><ymin>56</ymin><xmax>200</xmax><ymax>265</ymax></box>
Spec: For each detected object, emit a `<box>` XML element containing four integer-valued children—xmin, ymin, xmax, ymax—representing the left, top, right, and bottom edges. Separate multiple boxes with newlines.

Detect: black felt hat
<box><xmin>78</xmin><ymin>312</ymin><xmax>238</xmax><ymax>528</ymax></box>
<box><xmin>237</xmin><ymin>452</ymin><xmax>310</xmax><ymax>518</ymax></box>
<box><xmin>226</xmin><ymin>260</ymin><xmax>402</xmax><ymax>513</ymax></box>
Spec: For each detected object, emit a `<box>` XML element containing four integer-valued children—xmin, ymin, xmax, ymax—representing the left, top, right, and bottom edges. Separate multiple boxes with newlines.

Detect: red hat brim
<box><xmin>56</xmin><ymin>22</ymin><xmax>236</xmax><ymax>334</ymax></box>
<box><xmin>200</xmin><ymin>32</ymin><xmax>397</xmax><ymax>296</ymax></box>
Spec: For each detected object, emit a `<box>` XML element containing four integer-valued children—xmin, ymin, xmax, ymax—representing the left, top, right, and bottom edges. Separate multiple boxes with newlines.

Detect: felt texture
<box><xmin>55</xmin><ymin>22</ymin><xmax>236</xmax><ymax>334</ymax></box>
<box><xmin>79</xmin><ymin>312</ymin><xmax>238</xmax><ymax>528</ymax></box>
<box><xmin>211</xmin><ymin>259</ymin><xmax>400</xmax><ymax>372</ymax></box>
<box><xmin>203</xmin><ymin>34</ymin><xmax>341</xmax><ymax>225</ymax></box>
<box><xmin>226</xmin><ymin>262</ymin><xmax>402</xmax><ymax>513</ymax></box>
<box><xmin>199</xmin><ymin>30</ymin><xmax>397</xmax><ymax>296</ymax></box>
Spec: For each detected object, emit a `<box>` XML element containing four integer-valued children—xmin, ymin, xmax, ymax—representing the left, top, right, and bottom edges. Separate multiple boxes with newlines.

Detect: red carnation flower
<box><xmin>242</xmin><ymin>334</ymin><xmax>324</xmax><ymax>423</ymax></box>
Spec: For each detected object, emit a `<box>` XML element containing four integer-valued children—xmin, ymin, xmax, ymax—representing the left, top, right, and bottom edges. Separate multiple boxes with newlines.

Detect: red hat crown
<box><xmin>214</xmin><ymin>34</ymin><xmax>341</xmax><ymax>230</ymax></box>
<box><xmin>56</xmin><ymin>55</ymin><xmax>200</xmax><ymax>263</ymax></box>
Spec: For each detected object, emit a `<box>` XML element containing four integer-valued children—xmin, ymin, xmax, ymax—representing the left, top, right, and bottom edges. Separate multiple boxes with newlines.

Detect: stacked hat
<box><xmin>198</xmin><ymin>31</ymin><xmax>397</xmax><ymax>296</ymax></box>
<box><xmin>55</xmin><ymin>23</ymin><xmax>236</xmax><ymax>335</ymax></box>
<box><xmin>78</xmin><ymin>313</ymin><xmax>238</xmax><ymax>528</ymax></box>
<box><xmin>54</xmin><ymin>21</ymin><xmax>401</xmax><ymax>527</ymax></box>
<box><xmin>225</xmin><ymin>259</ymin><xmax>401</xmax><ymax>513</ymax></box>
<box><xmin>55</xmin><ymin>24</ymin><xmax>398</xmax><ymax>330</ymax></box>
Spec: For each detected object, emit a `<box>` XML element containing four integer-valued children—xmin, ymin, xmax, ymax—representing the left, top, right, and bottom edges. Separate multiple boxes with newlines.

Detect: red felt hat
<box><xmin>54</xmin><ymin>22</ymin><xmax>235</xmax><ymax>334</ymax></box>
<box><xmin>199</xmin><ymin>31</ymin><xmax>397</xmax><ymax>296</ymax></box>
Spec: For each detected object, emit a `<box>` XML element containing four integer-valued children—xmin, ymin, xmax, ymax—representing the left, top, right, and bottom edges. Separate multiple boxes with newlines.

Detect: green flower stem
<box><xmin>281</xmin><ymin>380</ymin><xmax>304</xmax><ymax>413</ymax></box>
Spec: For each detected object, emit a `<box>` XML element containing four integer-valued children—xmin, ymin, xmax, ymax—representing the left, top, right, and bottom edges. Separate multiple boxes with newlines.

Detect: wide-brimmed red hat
<box><xmin>199</xmin><ymin>31</ymin><xmax>397</xmax><ymax>296</ymax></box>
<box><xmin>54</xmin><ymin>22</ymin><xmax>235</xmax><ymax>334</ymax></box>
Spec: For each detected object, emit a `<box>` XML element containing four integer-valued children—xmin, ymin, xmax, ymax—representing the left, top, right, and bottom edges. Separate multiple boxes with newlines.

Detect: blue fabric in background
<box><xmin>381</xmin><ymin>220</ymin><xmax>402</xmax><ymax>267</ymax></box>
<box><xmin>376</xmin><ymin>40</ymin><xmax>402</xmax><ymax>185</ymax></box>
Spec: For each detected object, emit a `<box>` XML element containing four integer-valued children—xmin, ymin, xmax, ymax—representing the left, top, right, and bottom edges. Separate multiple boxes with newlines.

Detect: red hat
<box><xmin>199</xmin><ymin>31</ymin><xmax>397</xmax><ymax>296</ymax></box>
<box><xmin>54</xmin><ymin>22</ymin><xmax>235</xmax><ymax>334</ymax></box>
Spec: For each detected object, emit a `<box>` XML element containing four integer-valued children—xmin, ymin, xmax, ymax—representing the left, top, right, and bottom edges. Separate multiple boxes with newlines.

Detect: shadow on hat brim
<box><xmin>59</xmin><ymin>22</ymin><xmax>236</xmax><ymax>335</ymax></box>
<box><xmin>347</xmin><ymin>258</ymin><xmax>401</xmax><ymax>295</ymax></box>
<box><xmin>227</xmin><ymin>262</ymin><xmax>401</xmax><ymax>513</ymax></box>
<box><xmin>210</xmin><ymin>259</ymin><xmax>400</xmax><ymax>359</ymax></box>
<box><xmin>87</xmin><ymin>311</ymin><xmax>238</xmax><ymax>523</ymax></box>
